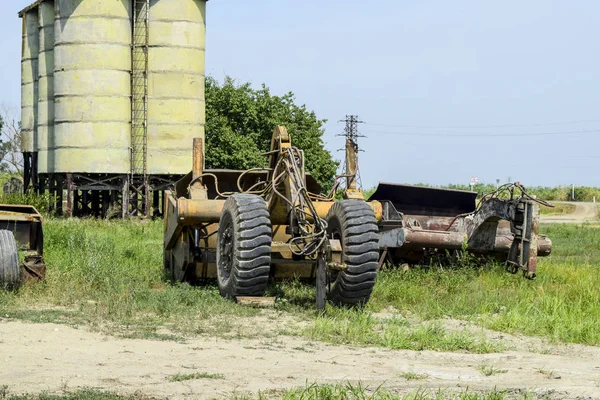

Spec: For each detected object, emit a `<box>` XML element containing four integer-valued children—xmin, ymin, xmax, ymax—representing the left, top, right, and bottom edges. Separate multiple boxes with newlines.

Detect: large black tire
<box><xmin>216</xmin><ymin>194</ymin><xmax>272</xmax><ymax>299</ymax></box>
<box><xmin>0</xmin><ymin>230</ymin><xmax>21</xmax><ymax>290</ymax></box>
<box><xmin>326</xmin><ymin>200</ymin><xmax>379</xmax><ymax>305</ymax></box>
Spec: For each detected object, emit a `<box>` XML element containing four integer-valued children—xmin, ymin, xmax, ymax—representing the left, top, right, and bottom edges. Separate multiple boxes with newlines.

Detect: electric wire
<box><xmin>361</xmin><ymin>128</ymin><xmax>600</xmax><ymax>138</ymax></box>
<box><xmin>364</xmin><ymin>119</ymin><xmax>600</xmax><ymax>129</ymax></box>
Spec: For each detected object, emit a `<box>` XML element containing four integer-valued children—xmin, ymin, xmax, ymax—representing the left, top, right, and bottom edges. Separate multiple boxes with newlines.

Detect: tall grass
<box><xmin>370</xmin><ymin>224</ymin><xmax>600</xmax><ymax>344</ymax></box>
<box><xmin>1</xmin><ymin>219</ymin><xmax>598</xmax><ymax>348</ymax></box>
<box><xmin>0</xmin><ymin>192</ymin><xmax>55</xmax><ymax>214</ymax></box>
<box><xmin>0</xmin><ymin>218</ymin><xmax>260</xmax><ymax>339</ymax></box>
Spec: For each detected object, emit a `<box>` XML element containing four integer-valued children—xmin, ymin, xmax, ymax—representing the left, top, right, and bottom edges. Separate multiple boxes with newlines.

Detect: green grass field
<box><xmin>1</xmin><ymin>219</ymin><xmax>599</xmax><ymax>351</ymax></box>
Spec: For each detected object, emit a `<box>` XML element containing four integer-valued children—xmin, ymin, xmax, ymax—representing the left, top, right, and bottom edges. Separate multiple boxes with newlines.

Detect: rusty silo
<box><xmin>19</xmin><ymin>0</ymin><xmax>207</xmax><ymax>217</ymax></box>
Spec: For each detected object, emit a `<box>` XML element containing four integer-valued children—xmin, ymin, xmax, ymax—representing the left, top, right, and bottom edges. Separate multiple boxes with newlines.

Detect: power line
<box><xmin>364</xmin><ymin>119</ymin><xmax>600</xmax><ymax>130</ymax></box>
<box><xmin>361</xmin><ymin>129</ymin><xmax>600</xmax><ymax>138</ymax></box>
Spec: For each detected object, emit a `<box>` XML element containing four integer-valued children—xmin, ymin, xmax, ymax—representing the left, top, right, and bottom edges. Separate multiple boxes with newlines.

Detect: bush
<box><xmin>0</xmin><ymin>192</ymin><xmax>55</xmax><ymax>215</ymax></box>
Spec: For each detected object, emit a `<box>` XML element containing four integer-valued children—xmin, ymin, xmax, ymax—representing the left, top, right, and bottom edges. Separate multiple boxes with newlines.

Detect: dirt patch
<box><xmin>2</xmin><ymin>319</ymin><xmax>600</xmax><ymax>399</ymax></box>
<box><xmin>541</xmin><ymin>202</ymin><xmax>598</xmax><ymax>224</ymax></box>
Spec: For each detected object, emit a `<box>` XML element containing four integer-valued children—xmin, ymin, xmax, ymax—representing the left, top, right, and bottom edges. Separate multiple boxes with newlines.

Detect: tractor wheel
<box><xmin>326</xmin><ymin>200</ymin><xmax>379</xmax><ymax>306</ymax></box>
<box><xmin>216</xmin><ymin>194</ymin><xmax>272</xmax><ymax>299</ymax></box>
<box><xmin>0</xmin><ymin>230</ymin><xmax>21</xmax><ymax>290</ymax></box>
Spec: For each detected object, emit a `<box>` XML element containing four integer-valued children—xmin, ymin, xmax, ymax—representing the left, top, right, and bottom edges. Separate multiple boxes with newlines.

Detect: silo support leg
<box><xmin>122</xmin><ymin>176</ymin><xmax>130</xmax><ymax>219</ymax></box>
<box><xmin>66</xmin><ymin>174</ymin><xmax>73</xmax><ymax>218</ymax></box>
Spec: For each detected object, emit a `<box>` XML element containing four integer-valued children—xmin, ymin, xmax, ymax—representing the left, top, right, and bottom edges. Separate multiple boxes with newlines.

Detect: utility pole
<box><xmin>338</xmin><ymin>115</ymin><xmax>365</xmax><ymax>192</ymax></box>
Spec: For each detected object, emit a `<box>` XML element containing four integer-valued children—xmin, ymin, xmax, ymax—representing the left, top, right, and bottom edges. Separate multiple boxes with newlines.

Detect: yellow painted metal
<box><xmin>37</xmin><ymin>1</ymin><xmax>54</xmax><ymax>174</ymax></box>
<box><xmin>147</xmin><ymin>0</ymin><xmax>207</xmax><ymax>174</ymax></box>
<box><xmin>21</xmin><ymin>9</ymin><xmax>39</xmax><ymax>154</ymax></box>
<box><xmin>176</xmin><ymin>197</ymin><xmax>383</xmax><ymax>225</ymax></box>
<box><xmin>53</xmin><ymin>0</ymin><xmax>132</xmax><ymax>173</ymax></box>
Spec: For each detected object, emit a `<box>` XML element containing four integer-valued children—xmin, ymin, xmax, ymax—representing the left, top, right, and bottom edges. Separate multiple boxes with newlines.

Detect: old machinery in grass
<box><xmin>164</xmin><ymin>127</ymin><xmax>380</xmax><ymax>309</ymax></box>
<box><xmin>0</xmin><ymin>204</ymin><xmax>46</xmax><ymax>289</ymax></box>
<box><xmin>370</xmin><ymin>182</ymin><xmax>552</xmax><ymax>278</ymax></box>
<box><xmin>164</xmin><ymin>126</ymin><xmax>552</xmax><ymax>309</ymax></box>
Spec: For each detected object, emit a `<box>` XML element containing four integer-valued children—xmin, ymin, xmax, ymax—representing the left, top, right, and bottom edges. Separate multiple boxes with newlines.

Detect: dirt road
<box><xmin>2</xmin><ymin>320</ymin><xmax>600</xmax><ymax>399</ymax></box>
<box><xmin>541</xmin><ymin>201</ymin><xmax>598</xmax><ymax>224</ymax></box>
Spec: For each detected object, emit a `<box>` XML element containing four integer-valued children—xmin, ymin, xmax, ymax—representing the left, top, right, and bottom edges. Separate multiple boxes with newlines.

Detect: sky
<box><xmin>3</xmin><ymin>1</ymin><xmax>599</xmax><ymax>189</ymax></box>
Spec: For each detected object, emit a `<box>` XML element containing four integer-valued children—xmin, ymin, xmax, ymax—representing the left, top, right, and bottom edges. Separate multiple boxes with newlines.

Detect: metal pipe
<box><xmin>382</xmin><ymin>227</ymin><xmax>552</xmax><ymax>256</ymax></box>
<box><xmin>192</xmin><ymin>138</ymin><xmax>203</xmax><ymax>182</ymax></box>
<box><xmin>177</xmin><ymin>198</ymin><xmax>384</xmax><ymax>225</ymax></box>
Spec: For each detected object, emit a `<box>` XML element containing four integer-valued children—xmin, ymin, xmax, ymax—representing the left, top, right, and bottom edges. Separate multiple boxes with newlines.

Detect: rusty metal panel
<box><xmin>0</xmin><ymin>204</ymin><xmax>44</xmax><ymax>255</ymax></box>
<box><xmin>369</xmin><ymin>182</ymin><xmax>477</xmax><ymax>216</ymax></box>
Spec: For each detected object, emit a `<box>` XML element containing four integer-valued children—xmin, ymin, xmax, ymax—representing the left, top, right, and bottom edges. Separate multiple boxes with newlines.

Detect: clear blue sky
<box><xmin>3</xmin><ymin>1</ymin><xmax>599</xmax><ymax>188</ymax></box>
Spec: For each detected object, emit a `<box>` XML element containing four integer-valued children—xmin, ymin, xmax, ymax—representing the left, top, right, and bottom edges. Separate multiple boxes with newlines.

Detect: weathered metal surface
<box><xmin>316</xmin><ymin>256</ymin><xmax>327</xmax><ymax>311</ymax></box>
<box><xmin>345</xmin><ymin>139</ymin><xmax>358</xmax><ymax>191</ymax></box>
<box><xmin>465</xmin><ymin>198</ymin><xmax>514</xmax><ymax>251</ymax></box>
<box><xmin>21</xmin><ymin>8</ymin><xmax>39</xmax><ymax>154</ymax></box>
<box><xmin>165</xmin><ymin>129</ymin><xmax>381</xmax><ymax>308</ymax></box>
<box><xmin>375</xmin><ymin>185</ymin><xmax>550</xmax><ymax>277</ymax></box>
<box><xmin>369</xmin><ymin>183</ymin><xmax>477</xmax><ymax>217</ymax></box>
<box><xmin>18</xmin><ymin>0</ymin><xmax>48</xmax><ymax>17</ymax></box>
<box><xmin>0</xmin><ymin>204</ymin><xmax>45</xmax><ymax>282</ymax></box>
<box><xmin>22</xmin><ymin>255</ymin><xmax>46</xmax><ymax>282</ymax></box>
<box><xmin>147</xmin><ymin>0</ymin><xmax>206</xmax><ymax>175</ymax></box>
<box><xmin>174</xmin><ymin>169</ymin><xmax>323</xmax><ymax>201</ymax></box>
<box><xmin>37</xmin><ymin>1</ymin><xmax>54</xmax><ymax>174</ymax></box>
<box><xmin>380</xmin><ymin>226</ymin><xmax>551</xmax><ymax>257</ymax></box>
<box><xmin>192</xmin><ymin>138</ymin><xmax>204</xmax><ymax>182</ymax></box>
<box><xmin>53</xmin><ymin>0</ymin><xmax>132</xmax><ymax>174</ymax></box>
<box><xmin>0</xmin><ymin>204</ymin><xmax>44</xmax><ymax>255</ymax></box>
<box><xmin>175</xmin><ymin>197</ymin><xmax>382</xmax><ymax>227</ymax></box>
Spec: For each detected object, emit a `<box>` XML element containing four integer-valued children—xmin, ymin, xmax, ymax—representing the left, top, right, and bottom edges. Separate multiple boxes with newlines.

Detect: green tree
<box><xmin>205</xmin><ymin>76</ymin><xmax>338</xmax><ymax>192</ymax></box>
<box><xmin>0</xmin><ymin>104</ymin><xmax>24</xmax><ymax>175</ymax></box>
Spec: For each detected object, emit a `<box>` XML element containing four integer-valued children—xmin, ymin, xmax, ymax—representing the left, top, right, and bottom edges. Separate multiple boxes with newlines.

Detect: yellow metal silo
<box><xmin>147</xmin><ymin>0</ymin><xmax>207</xmax><ymax>175</ymax></box>
<box><xmin>21</xmin><ymin>9</ymin><xmax>39</xmax><ymax>155</ymax></box>
<box><xmin>20</xmin><ymin>0</ymin><xmax>208</xmax><ymax>217</ymax></box>
<box><xmin>37</xmin><ymin>1</ymin><xmax>54</xmax><ymax>174</ymax></box>
<box><xmin>53</xmin><ymin>0</ymin><xmax>132</xmax><ymax>174</ymax></box>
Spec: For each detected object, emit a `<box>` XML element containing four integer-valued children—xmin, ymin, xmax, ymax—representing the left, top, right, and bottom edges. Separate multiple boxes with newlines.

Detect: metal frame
<box><xmin>130</xmin><ymin>0</ymin><xmax>151</xmax><ymax>217</ymax></box>
<box><xmin>0</xmin><ymin>203</ymin><xmax>45</xmax><ymax>282</ymax></box>
<box><xmin>35</xmin><ymin>173</ymin><xmax>182</xmax><ymax>219</ymax></box>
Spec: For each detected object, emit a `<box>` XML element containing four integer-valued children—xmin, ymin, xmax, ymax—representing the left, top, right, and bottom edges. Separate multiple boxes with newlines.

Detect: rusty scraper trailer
<box><xmin>334</xmin><ymin>131</ymin><xmax>552</xmax><ymax>279</ymax></box>
<box><xmin>369</xmin><ymin>183</ymin><xmax>553</xmax><ymax>278</ymax></box>
<box><xmin>0</xmin><ymin>204</ymin><xmax>46</xmax><ymax>289</ymax></box>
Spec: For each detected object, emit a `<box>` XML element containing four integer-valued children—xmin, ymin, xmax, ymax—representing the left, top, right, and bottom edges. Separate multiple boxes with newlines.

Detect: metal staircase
<box><xmin>129</xmin><ymin>0</ymin><xmax>150</xmax><ymax>216</ymax></box>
